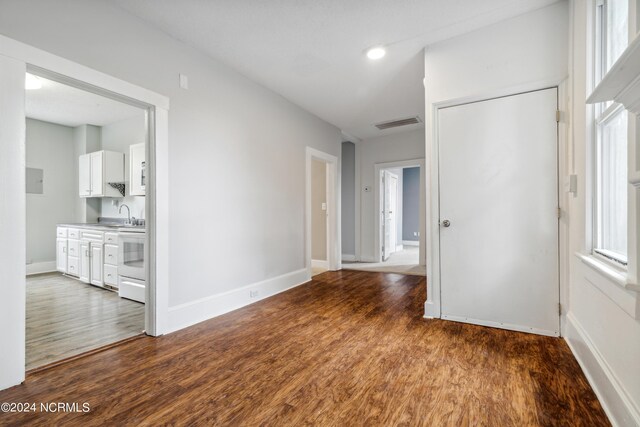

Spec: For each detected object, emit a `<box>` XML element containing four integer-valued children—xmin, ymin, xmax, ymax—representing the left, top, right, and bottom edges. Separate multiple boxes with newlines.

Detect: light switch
<box><xmin>321</xmin><ymin>202</ymin><xmax>327</xmax><ymax>211</ymax></box>
<box><xmin>179</xmin><ymin>74</ymin><xmax>189</xmax><ymax>90</ymax></box>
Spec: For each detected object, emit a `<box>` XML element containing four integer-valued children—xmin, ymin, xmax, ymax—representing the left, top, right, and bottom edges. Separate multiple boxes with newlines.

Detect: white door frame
<box><xmin>374</xmin><ymin>159</ymin><xmax>426</xmax><ymax>264</ymax></box>
<box><xmin>306</xmin><ymin>147</ymin><xmax>340</xmax><ymax>277</ymax></box>
<box><xmin>0</xmin><ymin>34</ymin><xmax>170</xmax><ymax>390</ymax></box>
<box><xmin>425</xmin><ymin>80</ymin><xmax>568</xmax><ymax>325</ymax></box>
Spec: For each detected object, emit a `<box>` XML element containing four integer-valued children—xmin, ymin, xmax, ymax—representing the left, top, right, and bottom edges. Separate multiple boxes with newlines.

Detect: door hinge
<box><xmin>556</xmin><ymin>110</ymin><xmax>560</xmax><ymax>123</ymax></box>
<box><xmin>558</xmin><ymin>302</ymin><xmax>562</xmax><ymax>316</ymax></box>
<box><xmin>557</xmin><ymin>207</ymin><xmax>561</xmax><ymax>219</ymax></box>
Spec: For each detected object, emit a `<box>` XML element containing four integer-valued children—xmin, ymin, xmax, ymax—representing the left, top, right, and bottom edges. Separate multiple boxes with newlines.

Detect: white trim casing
<box><xmin>0</xmin><ymin>34</ymin><xmax>170</xmax><ymax>390</ymax></box>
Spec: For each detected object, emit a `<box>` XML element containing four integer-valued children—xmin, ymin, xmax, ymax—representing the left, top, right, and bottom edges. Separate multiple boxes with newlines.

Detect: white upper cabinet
<box><xmin>129</xmin><ymin>143</ymin><xmax>146</xmax><ymax>196</ymax></box>
<box><xmin>79</xmin><ymin>153</ymin><xmax>91</xmax><ymax>197</ymax></box>
<box><xmin>79</xmin><ymin>150</ymin><xmax>124</xmax><ymax>198</ymax></box>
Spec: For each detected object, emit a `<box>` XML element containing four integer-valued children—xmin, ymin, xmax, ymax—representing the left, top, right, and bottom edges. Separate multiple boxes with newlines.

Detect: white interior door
<box><xmin>438</xmin><ymin>88</ymin><xmax>559</xmax><ymax>336</ymax></box>
<box><xmin>382</xmin><ymin>170</ymin><xmax>398</xmax><ymax>261</ymax></box>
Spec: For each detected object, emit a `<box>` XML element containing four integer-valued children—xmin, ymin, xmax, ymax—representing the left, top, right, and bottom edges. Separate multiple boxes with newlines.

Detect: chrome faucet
<box><xmin>119</xmin><ymin>204</ymin><xmax>131</xmax><ymax>224</ymax></box>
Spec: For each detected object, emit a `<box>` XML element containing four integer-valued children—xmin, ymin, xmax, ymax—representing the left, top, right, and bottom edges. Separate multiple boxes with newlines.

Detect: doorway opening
<box><xmin>24</xmin><ymin>72</ymin><xmax>150</xmax><ymax>370</ymax></box>
<box><xmin>343</xmin><ymin>159</ymin><xmax>426</xmax><ymax>276</ymax></box>
<box><xmin>306</xmin><ymin>147</ymin><xmax>340</xmax><ymax>278</ymax></box>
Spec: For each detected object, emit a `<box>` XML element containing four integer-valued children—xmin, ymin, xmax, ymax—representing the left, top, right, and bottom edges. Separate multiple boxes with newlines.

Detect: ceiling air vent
<box><xmin>374</xmin><ymin>116</ymin><xmax>422</xmax><ymax>130</ymax></box>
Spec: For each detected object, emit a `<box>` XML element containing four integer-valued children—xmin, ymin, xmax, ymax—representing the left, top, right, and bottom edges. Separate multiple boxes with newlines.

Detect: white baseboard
<box><xmin>403</xmin><ymin>240</ymin><xmax>419</xmax><ymax>246</ymax></box>
<box><xmin>311</xmin><ymin>259</ymin><xmax>329</xmax><ymax>269</ymax></box>
<box><xmin>396</xmin><ymin>245</ymin><xmax>404</xmax><ymax>252</ymax></box>
<box><xmin>167</xmin><ymin>268</ymin><xmax>310</xmax><ymax>333</ymax></box>
<box><xmin>26</xmin><ymin>261</ymin><xmax>56</xmax><ymax>275</ymax></box>
<box><xmin>342</xmin><ymin>254</ymin><xmax>356</xmax><ymax>262</ymax></box>
<box><xmin>360</xmin><ymin>256</ymin><xmax>378</xmax><ymax>263</ymax></box>
<box><xmin>565</xmin><ymin>312</ymin><xmax>640</xmax><ymax>427</ymax></box>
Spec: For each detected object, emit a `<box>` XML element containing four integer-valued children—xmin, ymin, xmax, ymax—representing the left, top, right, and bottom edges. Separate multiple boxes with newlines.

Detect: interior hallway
<box><xmin>2</xmin><ymin>271</ymin><xmax>607</xmax><ymax>426</ymax></box>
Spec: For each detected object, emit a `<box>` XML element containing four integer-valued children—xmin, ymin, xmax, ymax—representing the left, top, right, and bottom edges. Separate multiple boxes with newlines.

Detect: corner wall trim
<box><xmin>565</xmin><ymin>312</ymin><xmax>640</xmax><ymax>427</ymax></box>
<box><xmin>166</xmin><ymin>268</ymin><xmax>310</xmax><ymax>333</ymax></box>
<box><xmin>26</xmin><ymin>261</ymin><xmax>56</xmax><ymax>276</ymax></box>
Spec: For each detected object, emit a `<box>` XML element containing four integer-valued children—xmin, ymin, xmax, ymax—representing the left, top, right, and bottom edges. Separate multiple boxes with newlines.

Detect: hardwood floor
<box><xmin>2</xmin><ymin>271</ymin><xmax>608</xmax><ymax>426</ymax></box>
<box><xmin>26</xmin><ymin>273</ymin><xmax>145</xmax><ymax>370</ymax></box>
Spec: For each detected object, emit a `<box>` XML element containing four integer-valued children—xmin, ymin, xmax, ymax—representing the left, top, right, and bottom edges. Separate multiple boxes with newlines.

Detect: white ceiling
<box><xmin>113</xmin><ymin>0</ymin><xmax>559</xmax><ymax>140</ymax></box>
<box><xmin>26</xmin><ymin>75</ymin><xmax>145</xmax><ymax>128</ymax></box>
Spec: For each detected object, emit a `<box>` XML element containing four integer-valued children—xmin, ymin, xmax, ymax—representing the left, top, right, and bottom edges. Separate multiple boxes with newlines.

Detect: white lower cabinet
<box><xmin>80</xmin><ymin>241</ymin><xmax>90</xmax><ymax>283</ymax></box>
<box><xmin>104</xmin><ymin>264</ymin><xmax>118</xmax><ymax>286</ymax></box>
<box><xmin>67</xmin><ymin>256</ymin><xmax>79</xmax><ymax>277</ymax></box>
<box><xmin>90</xmin><ymin>243</ymin><xmax>103</xmax><ymax>287</ymax></box>
<box><xmin>58</xmin><ymin>226</ymin><xmax>121</xmax><ymax>292</ymax></box>
<box><xmin>56</xmin><ymin>237</ymin><xmax>67</xmax><ymax>273</ymax></box>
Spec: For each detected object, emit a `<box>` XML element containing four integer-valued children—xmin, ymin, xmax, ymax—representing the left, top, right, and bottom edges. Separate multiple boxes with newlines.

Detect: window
<box><xmin>593</xmin><ymin>0</ymin><xmax>629</xmax><ymax>266</ymax></box>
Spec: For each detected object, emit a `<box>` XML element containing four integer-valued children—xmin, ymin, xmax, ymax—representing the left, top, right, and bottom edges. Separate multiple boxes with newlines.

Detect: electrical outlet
<box><xmin>250</xmin><ymin>290</ymin><xmax>259</xmax><ymax>298</ymax></box>
<box><xmin>413</xmin><ymin>232</ymin><xmax>418</xmax><ymax>236</ymax></box>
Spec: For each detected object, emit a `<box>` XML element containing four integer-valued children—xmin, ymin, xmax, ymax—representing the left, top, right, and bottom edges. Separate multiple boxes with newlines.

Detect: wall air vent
<box><xmin>374</xmin><ymin>116</ymin><xmax>422</xmax><ymax>130</ymax></box>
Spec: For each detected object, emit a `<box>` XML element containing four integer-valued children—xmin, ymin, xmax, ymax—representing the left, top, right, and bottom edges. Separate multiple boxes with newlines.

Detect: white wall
<box><xmin>356</xmin><ymin>128</ymin><xmax>425</xmax><ymax>262</ymax></box>
<box><xmin>0</xmin><ymin>0</ymin><xmax>341</xmax><ymax>327</ymax></box>
<box><xmin>423</xmin><ymin>1</ymin><xmax>570</xmax><ymax>319</ymax></box>
<box><xmin>25</xmin><ymin>119</ymin><xmax>76</xmax><ymax>270</ymax></box>
<box><xmin>100</xmin><ymin>114</ymin><xmax>147</xmax><ymax>220</ymax></box>
<box><xmin>341</xmin><ymin>142</ymin><xmax>356</xmax><ymax>258</ymax></box>
<box><xmin>564</xmin><ymin>1</ymin><xmax>640</xmax><ymax>425</ymax></box>
<box><xmin>0</xmin><ymin>55</ymin><xmax>26</xmax><ymax>390</ymax></box>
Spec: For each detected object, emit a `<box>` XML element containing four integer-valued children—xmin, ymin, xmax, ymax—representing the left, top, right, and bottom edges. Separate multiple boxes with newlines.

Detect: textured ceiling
<box><xmin>26</xmin><ymin>75</ymin><xmax>145</xmax><ymax>128</ymax></box>
<box><xmin>113</xmin><ymin>0</ymin><xmax>559</xmax><ymax>139</ymax></box>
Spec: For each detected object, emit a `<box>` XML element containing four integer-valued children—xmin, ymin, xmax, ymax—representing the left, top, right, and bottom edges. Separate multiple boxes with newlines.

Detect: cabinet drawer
<box><xmin>104</xmin><ymin>244</ymin><xmax>118</xmax><ymax>266</ymax></box>
<box><xmin>104</xmin><ymin>232</ymin><xmax>118</xmax><ymax>245</ymax></box>
<box><xmin>67</xmin><ymin>256</ymin><xmax>79</xmax><ymax>277</ymax></box>
<box><xmin>68</xmin><ymin>228</ymin><xmax>80</xmax><ymax>239</ymax></box>
<box><xmin>104</xmin><ymin>264</ymin><xmax>118</xmax><ymax>286</ymax></box>
<box><xmin>68</xmin><ymin>239</ymin><xmax>80</xmax><ymax>257</ymax></box>
<box><xmin>80</xmin><ymin>229</ymin><xmax>104</xmax><ymax>243</ymax></box>
<box><xmin>56</xmin><ymin>227</ymin><xmax>68</xmax><ymax>238</ymax></box>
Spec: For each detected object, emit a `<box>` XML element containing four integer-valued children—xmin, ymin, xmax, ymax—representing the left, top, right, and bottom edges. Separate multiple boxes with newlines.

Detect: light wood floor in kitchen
<box><xmin>26</xmin><ymin>273</ymin><xmax>145</xmax><ymax>370</ymax></box>
<box><xmin>2</xmin><ymin>270</ymin><xmax>608</xmax><ymax>425</ymax></box>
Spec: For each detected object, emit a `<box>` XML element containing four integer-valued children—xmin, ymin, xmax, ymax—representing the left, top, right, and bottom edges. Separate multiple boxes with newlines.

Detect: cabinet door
<box><xmin>129</xmin><ymin>143</ymin><xmax>146</xmax><ymax>196</ymax></box>
<box><xmin>79</xmin><ymin>154</ymin><xmax>92</xmax><ymax>197</ymax></box>
<box><xmin>90</xmin><ymin>243</ymin><xmax>103</xmax><ymax>286</ymax></box>
<box><xmin>90</xmin><ymin>151</ymin><xmax>103</xmax><ymax>197</ymax></box>
<box><xmin>79</xmin><ymin>241</ymin><xmax>90</xmax><ymax>283</ymax></box>
<box><xmin>56</xmin><ymin>238</ymin><xmax>67</xmax><ymax>273</ymax></box>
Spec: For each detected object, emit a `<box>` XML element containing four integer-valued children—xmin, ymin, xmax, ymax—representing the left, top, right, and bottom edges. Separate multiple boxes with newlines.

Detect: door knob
<box><xmin>442</xmin><ymin>220</ymin><xmax>451</xmax><ymax>227</ymax></box>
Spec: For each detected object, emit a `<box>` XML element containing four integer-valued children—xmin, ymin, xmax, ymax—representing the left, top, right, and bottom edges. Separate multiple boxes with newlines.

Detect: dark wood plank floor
<box><xmin>0</xmin><ymin>270</ymin><xmax>609</xmax><ymax>426</ymax></box>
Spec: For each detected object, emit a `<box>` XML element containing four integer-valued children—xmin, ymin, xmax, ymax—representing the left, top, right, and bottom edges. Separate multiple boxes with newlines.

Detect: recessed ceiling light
<box><xmin>366</xmin><ymin>46</ymin><xmax>386</xmax><ymax>60</ymax></box>
<box><xmin>25</xmin><ymin>73</ymin><xmax>42</xmax><ymax>90</ymax></box>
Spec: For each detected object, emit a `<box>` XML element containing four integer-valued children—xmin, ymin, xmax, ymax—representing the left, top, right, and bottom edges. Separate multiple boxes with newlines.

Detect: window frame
<box><xmin>591</xmin><ymin>0</ymin><xmax>629</xmax><ymax>268</ymax></box>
